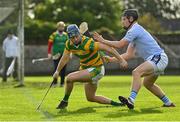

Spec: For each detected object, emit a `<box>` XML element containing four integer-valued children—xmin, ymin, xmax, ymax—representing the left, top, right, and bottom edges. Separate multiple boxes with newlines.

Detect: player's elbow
<box><xmin>127</xmin><ymin>53</ymin><xmax>134</xmax><ymax>60</ymax></box>
<box><xmin>116</xmin><ymin>40</ymin><xmax>129</xmax><ymax>48</ymax></box>
<box><xmin>125</xmin><ymin>52</ymin><xmax>135</xmax><ymax>60</ymax></box>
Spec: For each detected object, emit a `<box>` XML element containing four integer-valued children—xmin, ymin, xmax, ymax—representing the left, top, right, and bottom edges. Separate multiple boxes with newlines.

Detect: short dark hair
<box><xmin>7</xmin><ymin>30</ymin><xmax>13</xmax><ymax>35</ymax></box>
<box><xmin>122</xmin><ymin>9</ymin><xmax>138</xmax><ymax>21</ymax></box>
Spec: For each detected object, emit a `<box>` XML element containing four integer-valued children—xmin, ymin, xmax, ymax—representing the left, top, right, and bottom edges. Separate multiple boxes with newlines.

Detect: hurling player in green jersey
<box><xmin>53</xmin><ymin>24</ymin><xmax>128</xmax><ymax>109</ymax></box>
<box><xmin>48</xmin><ymin>21</ymin><xmax>69</xmax><ymax>86</ymax></box>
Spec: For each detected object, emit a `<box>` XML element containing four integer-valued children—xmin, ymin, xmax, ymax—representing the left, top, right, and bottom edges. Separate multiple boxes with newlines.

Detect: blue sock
<box><xmin>161</xmin><ymin>95</ymin><xmax>171</xmax><ymax>105</ymax></box>
<box><xmin>129</xmin><ymin>90</ymin><xmax>137</xmax><ymax>103</ymax></box>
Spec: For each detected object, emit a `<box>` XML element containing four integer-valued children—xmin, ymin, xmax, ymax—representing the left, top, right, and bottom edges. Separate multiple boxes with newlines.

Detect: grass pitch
<box><xmin>0</xmin><ymin>76</ymin><xmax>180</xmax><ymax>121</ymax></box>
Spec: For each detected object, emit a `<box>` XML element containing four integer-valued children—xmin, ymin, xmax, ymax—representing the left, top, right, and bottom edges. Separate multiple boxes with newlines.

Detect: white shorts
<box><xmin>146</xmin><ymin>53</ymin><xmax>168</xmax><ymax>75</ymax></box>
<box><xmin>86</xmin><ymin>66</ymin><xmax>105</xmax><ymax>84</ymax></box>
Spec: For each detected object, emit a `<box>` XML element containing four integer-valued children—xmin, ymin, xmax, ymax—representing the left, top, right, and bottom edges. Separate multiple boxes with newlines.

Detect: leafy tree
<box><xmin>138</xmin><ymin>13</ymin><xmax>164</xmax><ymax>33</ymax></box>
<box><xmin>123</xmin><ymin>0</ymin><xmax>180</xmax><ymax>19</ymax></box>
<box><xmin>29</xmin><ymin>0</ymin><xmax>123</xmax><ymax>32</ymax></box>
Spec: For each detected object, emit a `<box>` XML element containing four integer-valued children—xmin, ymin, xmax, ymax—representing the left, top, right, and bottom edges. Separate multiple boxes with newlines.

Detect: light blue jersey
<box><xmin>123</xmin><ymin>23</ymin><xmax>164</xmax><ymax>60</ymax></box>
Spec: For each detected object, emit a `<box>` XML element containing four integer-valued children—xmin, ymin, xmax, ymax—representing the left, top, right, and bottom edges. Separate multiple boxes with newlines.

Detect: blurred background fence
<box><xmin>1</xmin><ymin>34</ymin><xmax>180</xmax><ymax>76</ymax></box>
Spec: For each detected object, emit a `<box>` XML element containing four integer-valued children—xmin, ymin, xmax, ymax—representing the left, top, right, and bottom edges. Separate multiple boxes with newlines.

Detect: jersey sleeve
<box><xmin>48</xmin><ymin>32</ymin><xmax>55</xmax><ymax>43</ymax></box>
<box><xmin>86</xmin><ymin>39</ymin><xmax>99</xmax><ymax>52</ymax></box>
<box><xmin>93</xmin><ymin>42</ymin><xmax>99</xmax><ymax>51</ymax></box>
<box><xmin>47</xmin><ymin>33</ymin><xmax>55</xmax><ymax>54</ymax></box>
<box><xmin>48</xmin><ymin>41</ymin><xmax>53</xmax><ymax>54</ymax></box>
<box><xmin>123</xmin><ymin>29</ymin><xmax>138</xmax><ymax>43</ymax></box>
<box><xmin>65</xmin><ymin>40</ymin><xmax>71</xmax><ymax>51</ymax></box>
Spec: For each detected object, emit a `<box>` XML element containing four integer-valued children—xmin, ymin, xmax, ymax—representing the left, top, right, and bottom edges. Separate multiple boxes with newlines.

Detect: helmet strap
<box><xmin>124</xmin><ymin>18</ymin><xmax>135</xmax><ymax>30</ymax></box>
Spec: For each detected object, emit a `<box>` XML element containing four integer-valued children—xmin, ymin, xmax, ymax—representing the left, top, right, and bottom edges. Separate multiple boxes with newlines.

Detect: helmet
<box><xmin>122</xmin><ymin>9</ymin><xmax>138</xmax><ymax>21</ymax></box>
<box><xmin>57</xmin><ymin>21</ymin><xmax>65</xmax><ymax>28</ymax></box>
<box><xmin>67</xmin><ymin>24</ymin><xmax>80</xmax><ymax>38</ymax></box>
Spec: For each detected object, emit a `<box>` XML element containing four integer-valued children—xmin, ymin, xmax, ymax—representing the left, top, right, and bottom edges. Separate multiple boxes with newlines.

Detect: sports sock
<box><xmin>110</xmin><ymin>100</ymin><xmax>122</xmax><ymax>106</ymax></box>
<box><xmin>161</xmin><ymin>95</ymin><xmax>171</xmax><ymax>105</ymax></box>
<box><xmin>129</xmin><ymin>90</ymin><xmax>137</xmax><ymax>103</ymax></box>
<box><xmin>63</xmin><ymin>94</ymin><xmax>70</xmax><ymax>102</ymax></box>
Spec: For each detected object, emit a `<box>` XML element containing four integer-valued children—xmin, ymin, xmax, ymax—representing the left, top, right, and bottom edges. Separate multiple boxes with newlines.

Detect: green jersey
<box><xmin>49</xmin><ymin>31</ymin><xmax>68</xmax><ymax>55</ymax></box>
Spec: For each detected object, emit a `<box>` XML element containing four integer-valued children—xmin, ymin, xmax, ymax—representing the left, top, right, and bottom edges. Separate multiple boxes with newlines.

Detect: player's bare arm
<box><xmin>97</xmin><ymin>42</ymin><xmax>128</xmax><ymax>69</ymax></box>
<box><xmin>101</xmin><ymin>56</ymin><xmax>118</xmax><ymax>63</ymax></box>
<box><xmin>53</xmin><ymin>49</ymin><xmax>70</xmax><ymax>79</ymax></box>
<box><xmin>104</xmin><ymin>43</ymin><xmax>136</xmax><ymax>63</ymax></box>
<box><xmin>120</xmin><ymin>43</ymin><xmax>136</xmax><ymax>60</ymax></box>
<box><xmin>93</xmin><ymin>32</ymin><xmax>129</xmax><ymax>49</ymax></box>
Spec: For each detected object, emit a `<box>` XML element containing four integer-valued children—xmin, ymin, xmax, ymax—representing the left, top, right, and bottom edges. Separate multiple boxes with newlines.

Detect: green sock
<box><xmin>110</xmin><ymin>100</ymin><xmax>122</xmax><ymax>106</ymax></box>
<box><xmin>63</xmin><ymin>94</ymin><xmax>70</xmax><ymax>102</ymax></box>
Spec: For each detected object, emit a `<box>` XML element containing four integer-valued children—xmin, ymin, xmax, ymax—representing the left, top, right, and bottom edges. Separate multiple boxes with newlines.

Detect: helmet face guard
<box><xmin>68</xmin><ymin>30</ymin><xmax>80</xmax><ymax>38</ymax></box>
<box><xmin>67</xmin><ymin>24</ymin><xmax>80</xmax><ymax>38</ymax></box>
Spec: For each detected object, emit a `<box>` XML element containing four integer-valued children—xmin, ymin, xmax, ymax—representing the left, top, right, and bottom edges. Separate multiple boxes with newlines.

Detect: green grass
<box><xmin>0</xmin><ymin>76</ymin><xmax>180</xmax><ymax>121</ymax></box>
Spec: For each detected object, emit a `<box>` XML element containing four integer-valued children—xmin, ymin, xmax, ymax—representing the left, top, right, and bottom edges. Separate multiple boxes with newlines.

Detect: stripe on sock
<box><xmin>129</xmin><ymin>90</ymin><xmax>137</xmax><ymax>102</ymax></box>
<box><xmin>161</xmin><ymin>95</ymin><xmax>170</xmax><ymax>104</ymax></box>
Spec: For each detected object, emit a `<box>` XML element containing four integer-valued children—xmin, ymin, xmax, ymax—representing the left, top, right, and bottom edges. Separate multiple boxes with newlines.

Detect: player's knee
<box><xmin>132</xmin><ymin>69</ymin><xmax>141</xmax><ymax>77</ymax></box>
<box><xmin>143</xmin><ymin>81</ymin><xmax>148</xmax><ymax>88</ymax></box>
<box><xmin>143</xmin><ymin>81</ymin><xmax>152</xmax><ymax>89</ymax></box>
<box><xmin>66</xmin><ymin>74</ymin><xmax>74</xmax><ymax>83</ymax></box>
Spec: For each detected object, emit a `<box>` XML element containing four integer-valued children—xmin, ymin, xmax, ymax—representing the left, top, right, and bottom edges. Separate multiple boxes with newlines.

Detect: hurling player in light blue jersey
<box><xmin>93</xmin><ymin>9</ymin><xmax>175</xmax><ymax>109</ymax></box>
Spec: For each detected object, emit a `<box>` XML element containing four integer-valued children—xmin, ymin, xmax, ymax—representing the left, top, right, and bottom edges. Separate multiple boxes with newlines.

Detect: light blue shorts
<box><xmin>147</xmin><ymin>53</ymin><xmax>168</xmax><ymax>75</ymax></box>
